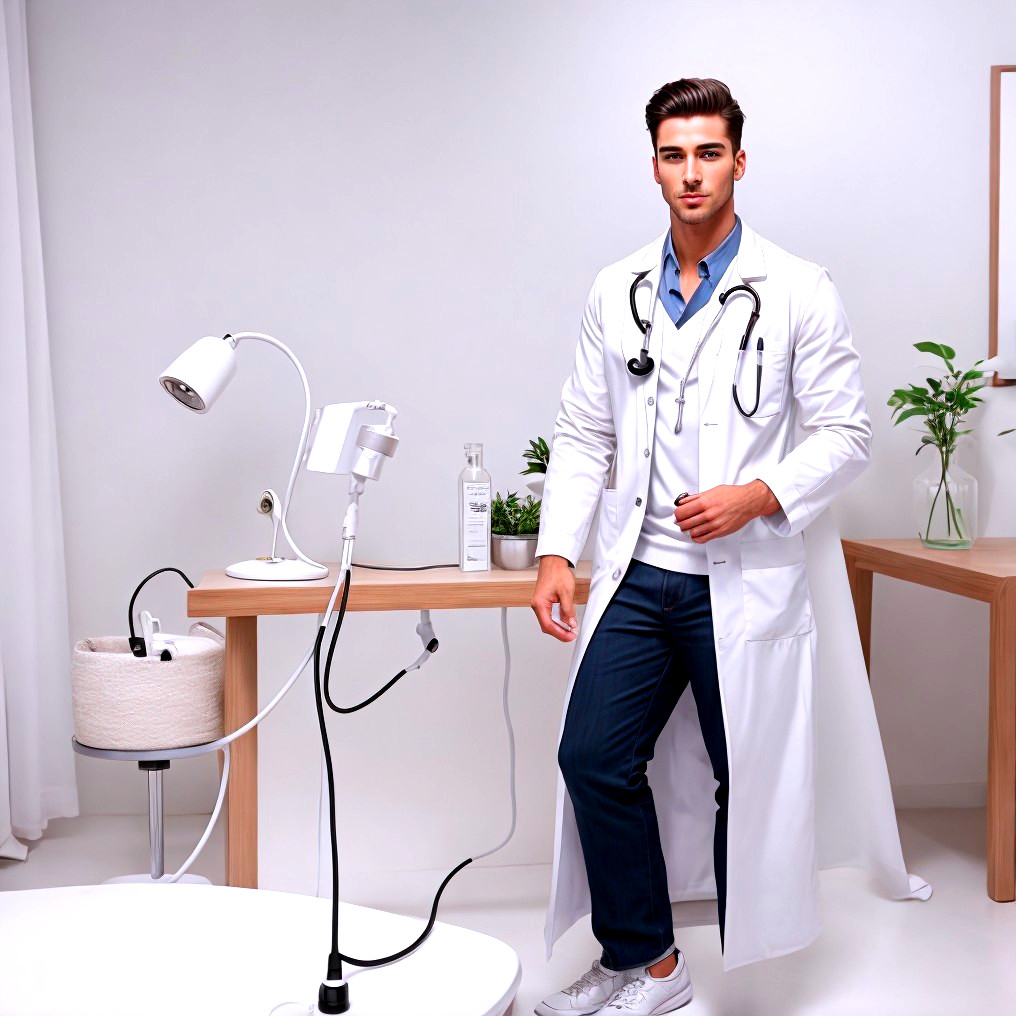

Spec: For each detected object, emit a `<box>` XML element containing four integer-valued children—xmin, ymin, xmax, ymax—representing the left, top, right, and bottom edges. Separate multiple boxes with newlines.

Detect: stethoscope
<box><xmin>626</xmin><ymin>269</ymin><xmax>764</xmax><ymax>420</ymax></box>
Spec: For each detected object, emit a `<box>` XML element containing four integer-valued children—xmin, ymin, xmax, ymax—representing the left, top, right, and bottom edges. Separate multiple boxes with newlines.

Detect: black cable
<box><xmin>352</xmin><ymin>563</ymin><xmax>457</xmax><ymax>571</ymax></box>
<box><xmin>313</xmin><ymin>566</ymin><xmax>476</xmax><ymax>979</ymax></box>
<box><xmin>127</xmin><ymin>567</ymin><xmax>194</xmax><ymax>657</ymax></box>
<box><xmin>324</xmin><ymin>563</ymin><xmax>450</xmax><ymax>711</ymax></box>
<box><xmin>322</xmin><ymin>576</ymin><xmax>410</xmax><ymax>714</ymax></box>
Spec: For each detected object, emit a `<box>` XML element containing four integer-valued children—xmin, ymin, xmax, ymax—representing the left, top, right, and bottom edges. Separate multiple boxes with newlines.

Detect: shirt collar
<box><xmin>663</xmin><ymin>213</ymin><xmax>742</xmax><ymax>280</ymax></box>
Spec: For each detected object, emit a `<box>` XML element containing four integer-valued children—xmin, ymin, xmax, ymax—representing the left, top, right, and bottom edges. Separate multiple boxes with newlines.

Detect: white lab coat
<box><xmin>535</xmin><ymin>223</ymin><xmax>930</xmax><ymax>972</ymax></box>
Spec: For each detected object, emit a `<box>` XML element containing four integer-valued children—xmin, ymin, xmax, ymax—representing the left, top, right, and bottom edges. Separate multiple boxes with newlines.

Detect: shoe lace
<box><xmin>607</xmin><ymin>976</ymin><xmax>646</xmax><ymax>1009</ymax></box>
<box><xmin>563</xmin><ymin>962</ymin><xmax>610</xmax><ymax>997</ymax></box>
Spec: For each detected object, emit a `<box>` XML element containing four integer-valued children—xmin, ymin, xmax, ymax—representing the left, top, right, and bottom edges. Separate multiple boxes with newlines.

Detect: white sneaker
<box><xmin>600</xmin><ymin>950</ymin><xmax>693</xmax><ymax>1014</ymax></box>
<box><xmin>534</xmin><ymin>958</ymin><xmax>638</xmax><ymax>1015</ymax></box>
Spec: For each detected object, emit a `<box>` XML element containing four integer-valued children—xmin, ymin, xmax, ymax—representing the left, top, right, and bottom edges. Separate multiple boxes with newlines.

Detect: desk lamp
<box><xmin>159</xmin><ymin>332</ymin><xmax>327</xmax><ymax>581</ymax></box>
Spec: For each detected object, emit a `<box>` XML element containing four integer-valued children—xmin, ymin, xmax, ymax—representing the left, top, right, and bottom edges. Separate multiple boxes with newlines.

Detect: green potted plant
<box><xmin>888</xmin><ymin>341</ymin><xmax>1013</xmax><ymax>548</ymax></box>
<box><xmin>491</xmin><ymin>490</ymin><xmax>542</xmax><ymax>569</ymax></box>
<box><xmin>520</xmin><ymin>436</ymin><xmax>550</xmax><ymax>497</ymax></box>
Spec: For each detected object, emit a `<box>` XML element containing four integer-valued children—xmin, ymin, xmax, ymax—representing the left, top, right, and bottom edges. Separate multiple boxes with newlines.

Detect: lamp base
<box><xmin>103</xmin><ymin>874</ymin><xmax>211</xmax><ymax>885</ymax></box>
<box><xmin>226</xmin><ymin>558</ymin><xmax>329</xmax><ymax>582</ymax></box>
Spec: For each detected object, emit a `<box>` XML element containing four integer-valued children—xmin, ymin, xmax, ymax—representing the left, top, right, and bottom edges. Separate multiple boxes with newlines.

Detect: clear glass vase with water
<box><xmin>912</xmin><ymin>445</ymin><xmax>977</xmax><ymax>549</ymax></box>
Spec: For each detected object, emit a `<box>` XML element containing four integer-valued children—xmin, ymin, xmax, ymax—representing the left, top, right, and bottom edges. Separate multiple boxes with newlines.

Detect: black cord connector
<box><xmin>127</xmin><ymin>567</ymin><xmax>195</xmax><ymax>657</ymax></box>
<box><xmin>317</xmin><ymin>977</ymin><xmax>349</xmax><ymax>1014</ymax></box>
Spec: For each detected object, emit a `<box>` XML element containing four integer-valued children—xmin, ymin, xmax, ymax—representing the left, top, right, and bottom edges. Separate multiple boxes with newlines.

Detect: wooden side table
<box><xmin>842</xmin><ymin>537</ymin><xmax>1016</xmax><ymax>902</ymax></box>
<box><xmin>187</xmin><ymin>561</ymin><xmax>592</xmax><ymax>889</ymax></box>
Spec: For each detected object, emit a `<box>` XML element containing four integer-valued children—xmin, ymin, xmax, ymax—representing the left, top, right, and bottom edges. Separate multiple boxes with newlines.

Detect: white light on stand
<box><xmin>304</xmin><ymin>401</ymin><xmax>400</xmax><ymax>575</ymax></box>
<box><xmin>159</xmin><ymin>332</ymin><xmax>328</xmax><ymax>582</ymax></box>
<box><xmin>981</xmin><ymin>325</ymin><xmax>1016</xmax><ymax>379</ymax></box>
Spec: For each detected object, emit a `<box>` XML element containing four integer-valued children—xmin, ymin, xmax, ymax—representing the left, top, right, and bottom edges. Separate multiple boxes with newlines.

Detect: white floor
<box><xmin>2</xmin><ymin>808</ymin><xmax>1016</xmax><ymax>1015</ymax></box>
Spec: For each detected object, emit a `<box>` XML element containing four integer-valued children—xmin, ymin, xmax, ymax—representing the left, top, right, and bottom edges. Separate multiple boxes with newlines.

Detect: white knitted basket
<box><xmin>71</xmin><ymin>635</ymin><xmax>224</xmax><ymax>751</ymax></box>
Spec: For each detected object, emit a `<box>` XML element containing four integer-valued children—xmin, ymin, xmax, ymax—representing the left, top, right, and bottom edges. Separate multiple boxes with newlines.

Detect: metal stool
<box><xmin>72</xmin><ymin>737</ymin><xmax>216</xmax><ymax>884</ymax></box>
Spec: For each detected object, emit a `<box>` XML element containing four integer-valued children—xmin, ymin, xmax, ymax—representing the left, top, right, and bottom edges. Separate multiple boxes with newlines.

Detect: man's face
<box><xmin>652</xmin><ymin>114</ymin><xmax>745</xmax><ymax>226</ymax></box>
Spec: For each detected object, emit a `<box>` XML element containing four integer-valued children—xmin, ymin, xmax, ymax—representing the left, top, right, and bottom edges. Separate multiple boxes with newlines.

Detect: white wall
<box><xmin>24</xmin><ymin>0</ymin><xmax>1016</xmax><ymax>892</ymax></box>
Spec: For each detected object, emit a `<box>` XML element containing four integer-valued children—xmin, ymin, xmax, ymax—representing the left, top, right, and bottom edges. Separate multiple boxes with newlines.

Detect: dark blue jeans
<box><xmin>558</xmin><ymin>559</ymin><xmax>729</xmax><ymax>971</ymax></box>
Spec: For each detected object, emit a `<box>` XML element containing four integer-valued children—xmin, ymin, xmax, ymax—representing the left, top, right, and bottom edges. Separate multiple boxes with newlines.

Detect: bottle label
<box><xmin>462</xmin><ymin>482</ymin><xmax>491</xmax><ymax>571</ymax></box>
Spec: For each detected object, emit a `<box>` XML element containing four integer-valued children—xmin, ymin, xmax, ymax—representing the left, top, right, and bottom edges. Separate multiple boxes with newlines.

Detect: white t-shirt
<box><xmin>632</xmin><ymin>295</ymin><xmax>715</xmax><ymax>575</ymax></box>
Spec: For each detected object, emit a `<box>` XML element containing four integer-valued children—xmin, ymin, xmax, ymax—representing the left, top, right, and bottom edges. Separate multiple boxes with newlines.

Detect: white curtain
<box><xmin>0</xmin><ymin>0</ymin><xmax>78</xmax><ymax>857</ymax></box>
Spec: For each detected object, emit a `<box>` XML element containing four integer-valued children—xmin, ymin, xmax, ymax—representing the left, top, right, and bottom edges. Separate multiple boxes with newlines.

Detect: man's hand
<box><xmin>674</xmin><ymin>480</ymin><xmax>781</xmax><ymax>543</ymax></box>
<box><xmin>531</xmin><ymin>555</ymin><xmax>579</xmax><ymax>642</ymax></box>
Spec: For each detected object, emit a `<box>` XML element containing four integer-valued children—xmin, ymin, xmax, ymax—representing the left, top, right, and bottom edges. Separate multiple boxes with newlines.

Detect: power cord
<box><xmin>352</xmin><ymin>563</ymin><xmax>457</xmax><ymax>571</ymax></box>
<box><xmin>311</xmin><ymin>560</ymin><xmax>519</xmax><ymax>1012</ymax></box>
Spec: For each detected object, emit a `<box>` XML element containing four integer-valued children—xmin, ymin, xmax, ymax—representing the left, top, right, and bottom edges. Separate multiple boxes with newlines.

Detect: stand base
<box><xmin>103</xmin><ymin>873</ymin><xmax>211</xmax><ymax>885</ymax></box>
<box><xmin>0</xmin><ymin>886</ymin><xmax>520</xmax><ymax>1016</ymax></box>
<box><xmin>226</xmin><ymin>558</ymin><xmax>328</xmax><ymax>581</ymax></box>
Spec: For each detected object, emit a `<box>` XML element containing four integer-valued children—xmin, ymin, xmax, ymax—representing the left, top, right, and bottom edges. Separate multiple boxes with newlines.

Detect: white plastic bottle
<box><xmin>458</xmin><ymin>442</ymin><xmax>492</xmax><ymax>571</ymax></box>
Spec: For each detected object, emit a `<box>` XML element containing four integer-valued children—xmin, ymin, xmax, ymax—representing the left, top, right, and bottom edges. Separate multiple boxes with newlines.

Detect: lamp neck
<box><xmin>227</xmin><ymin>332</ymin><xmax>322</xmax><ymax>572</ymax></box>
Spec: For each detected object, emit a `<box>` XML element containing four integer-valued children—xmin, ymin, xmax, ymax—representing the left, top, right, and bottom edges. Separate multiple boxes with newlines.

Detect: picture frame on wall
<box><xmin>989</xmin><ymin>64</ymin><xmax>1016</xmax><ymax>387</ymax></box>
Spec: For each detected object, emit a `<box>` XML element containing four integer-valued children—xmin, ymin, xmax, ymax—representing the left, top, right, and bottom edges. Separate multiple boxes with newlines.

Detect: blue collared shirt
<box><xmin>660</xmin><ymin>215</ymin><xmax>742</xmax><ymax>328</ymax></box>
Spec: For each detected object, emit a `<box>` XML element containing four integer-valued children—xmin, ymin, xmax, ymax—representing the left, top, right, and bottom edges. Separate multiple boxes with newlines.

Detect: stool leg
<box><xmin>139</xmin><ymin>760</ymin><xmax>170</xmax><ymax>881</ymax></box>
<box><xmin>149</xmin><ymin>769</ymin><xmax>164</xmax><ymax>880</ymax></box>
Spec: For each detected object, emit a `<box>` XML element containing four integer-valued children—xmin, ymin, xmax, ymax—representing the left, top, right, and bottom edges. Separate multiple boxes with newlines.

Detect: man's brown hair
<box><xmin>645</xmin><ymin>78</ymin><xmax>745</xmax><ymax>155</ymax></box>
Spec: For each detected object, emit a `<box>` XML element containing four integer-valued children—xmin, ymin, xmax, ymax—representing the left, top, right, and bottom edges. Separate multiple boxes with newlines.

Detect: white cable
<box><xmin>168</xmin><ymin>744</ymin><xmax>231</xmax><ymax>882</ymax></box>
<box><xmin>472</xmin><ymin>607</ymin><xmax>517</xmax><ymax>860</ymax></box>
<box><xmin>230</xmin><ymin>331</ymin><xmax>326</xmax><ymax>573</ymax></box>
<box><xmin>196</xmin><ymin>566</ymin><xmax>349</xmax><ymax>754</ymax></box>
<box><xmin>163</xmin><ymin>571</ymin><xmax>343</xmax><ymax>885</ymax></box>
<box><xmin>198</xmin><ymin>642</ymin><xmax>316</xmax><ymax>753</ymax></box>
<box><xmin>152</xmin><ymin>555</ymin><xmax>351</xmax><ymax>889</ymax></box>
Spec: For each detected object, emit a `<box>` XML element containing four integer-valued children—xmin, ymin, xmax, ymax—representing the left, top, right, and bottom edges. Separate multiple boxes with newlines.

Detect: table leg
<box><xmin>988</xmin><ymin>580</ymin><xmax>1016</xmax><ymax>902</ymax></box>
<box><xmin>845</xmin><ymin>551</ymin><xmax>873</xmax><ymax>679</ymax></box>
<box><xmin>224</xmin><ymin>616</ymin><xmax>258</xmax><ymax>888</ymax></box>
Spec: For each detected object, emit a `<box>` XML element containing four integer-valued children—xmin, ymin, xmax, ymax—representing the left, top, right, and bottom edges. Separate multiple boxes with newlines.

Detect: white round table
<box><xmin>0</xmin><ymin>883</ymin><xmax>520</xmax><ymax>1016</ymax></box>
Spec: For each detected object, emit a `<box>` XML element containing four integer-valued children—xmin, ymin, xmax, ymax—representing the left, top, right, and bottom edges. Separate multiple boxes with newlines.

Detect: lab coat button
<box><xmin>644</xmin><ymin>449</ymin><xmax>650</xmax><ymax>457</ymax></box>
<box><xmin>612</xmin><ymin>567</ymin><xmax>621</xmax><ymax>580</ymax></box>
<box><xmin>635</xmin><ymin>497</ymin><xmax>642</xmax><ymax>506</ymax></box>
<box><xmin>647</xmin><ymin>397</ymin><xmax>654</xmax><ymax>406</ymax></box>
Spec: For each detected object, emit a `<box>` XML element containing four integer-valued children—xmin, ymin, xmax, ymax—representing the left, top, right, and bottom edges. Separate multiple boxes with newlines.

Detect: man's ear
<box><xmin>733</xmin><ymin>149</ymin><xmax>746</xmax><ymax>181</ymax></box>
<box><xmin>652</xmin><ymin>154</ymin><xmax>660</xmax><ymax>185</ymax></box>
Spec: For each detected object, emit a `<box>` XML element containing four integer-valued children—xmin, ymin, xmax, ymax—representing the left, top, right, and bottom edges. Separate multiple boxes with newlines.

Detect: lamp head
<box><xmin>159</xmin><ymin>334</ymin><xmax>238</xmax><ymax>413</ymax></box>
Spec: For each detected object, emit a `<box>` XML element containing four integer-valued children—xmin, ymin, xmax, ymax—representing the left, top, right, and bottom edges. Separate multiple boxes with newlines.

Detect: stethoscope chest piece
<box><xmin>626</xmin><ymin>270</ymin><xmax>655</xmax><ymax>377</ymax></box>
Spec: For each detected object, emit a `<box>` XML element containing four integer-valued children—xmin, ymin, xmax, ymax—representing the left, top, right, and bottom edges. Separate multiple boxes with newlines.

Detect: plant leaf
<box><xmin>894</xmin><ymin>407</ymin><xmax>932</xmax><ymax>424</ymax></box>
<box><xmin>914</xmin><ymin>340</ymin><xmax>956</xmax><ymax>361</ymax></box>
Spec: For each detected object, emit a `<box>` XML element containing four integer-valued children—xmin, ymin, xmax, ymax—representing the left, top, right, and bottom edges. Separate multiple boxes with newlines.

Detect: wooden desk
<box><xmin>842</xmin><ymin>538</ymin><xmax>1016</xmax><ymax>902</ymax></box>
<box><xmin>187</xmin><ymin>562</ymin><xmax>593</xmax><ymax>889</ymax></box>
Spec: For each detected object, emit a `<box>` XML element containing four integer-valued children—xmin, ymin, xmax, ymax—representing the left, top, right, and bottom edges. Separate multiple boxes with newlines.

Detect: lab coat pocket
<box><xmin>601</xmin><ymin>487</ymin><xmax>619</xmax><ymax>527</ymax></box>
<box><xmin>593</xmin><ymin>488</ymin><xmax>620</xmax><ymax>573</ymax></box>
<box><xmin>744</xmin><ymin>338</ymin><xmax>790</xmax><ymax>420</ymax></box>
<box><xmin>742</xmin><ymin>560</ymin><xmax>814</xmax><ymax>641</ymax></box>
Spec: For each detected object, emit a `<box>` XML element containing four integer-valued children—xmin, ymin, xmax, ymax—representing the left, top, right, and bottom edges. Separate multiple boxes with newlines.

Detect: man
<box><xmin>530</xmin><ymin>78</ymin><xmax>873</xmax><ymax>1015</ymax></box>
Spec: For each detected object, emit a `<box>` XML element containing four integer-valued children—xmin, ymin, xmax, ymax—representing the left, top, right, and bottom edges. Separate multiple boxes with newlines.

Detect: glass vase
<box><xmin>912</xmin><ymin>447</ymin><xmax>977</xmax><ymax>549</ymax></box>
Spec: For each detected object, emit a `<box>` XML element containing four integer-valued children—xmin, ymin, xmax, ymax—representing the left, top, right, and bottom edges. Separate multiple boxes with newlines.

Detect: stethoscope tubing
<box><xmin>627</xmin><ymin>271</ymin><xmax>764</xmax><ymax>418</ymax></box>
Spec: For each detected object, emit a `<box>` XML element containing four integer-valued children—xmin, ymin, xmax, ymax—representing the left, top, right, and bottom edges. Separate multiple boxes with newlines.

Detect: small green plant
<box><xmin>491</xmin><ymin>491</ymin><xmax>541</xmax><ymax>535</ymax></box>
<box><xmin>887</xmin><ymin>340</ymin><xmax>1014</xmax><ymax>542</ymax></box>
<box><xmin>520</xmin><ymin>436</ymin><xmax>550</xmax><ymax>476</ymax></box>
